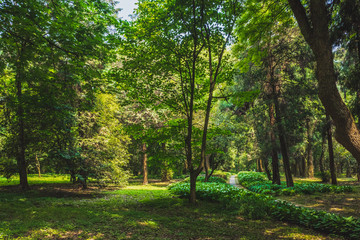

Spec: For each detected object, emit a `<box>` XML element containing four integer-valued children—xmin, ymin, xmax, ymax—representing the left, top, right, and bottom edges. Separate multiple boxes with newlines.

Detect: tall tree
<box><xmin>287</xmin><ymin>0</ymin><xmax>360</xmax><ymax>165</ymax></box>
<box><xmin>121</xmin><ymin>0</ymin><xmax>241</xmax><ymax>203</ymax></box>
<box><xmin>0</xmin><ymin>0</ymin><xmax>119</xmax><ymax>189</ymax></box>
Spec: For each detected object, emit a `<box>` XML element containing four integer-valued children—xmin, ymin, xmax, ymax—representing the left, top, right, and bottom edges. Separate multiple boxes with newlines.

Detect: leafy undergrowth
<box><xmin>277</xmin><ymin>186</ymin><xmax>360</xmax><ymax>218</ymax></box>
<box><xmin>169</xmin><ymin>181</ymin><xmax>360</xmax><ymax>239</ymax></box>
<box><xmin>0</xmin><ymin>182</ymin><xmax>342</xmax><ymax>239</ymax></box>
<box><xmin>237</xmin><ymin>172</ymin><xmax>353</xmax><ymax>195</ymax></box>
<box><xmin>183</xmin><ymin>176</ymin><xmax>228</xmax><ymax>184</ymax></box>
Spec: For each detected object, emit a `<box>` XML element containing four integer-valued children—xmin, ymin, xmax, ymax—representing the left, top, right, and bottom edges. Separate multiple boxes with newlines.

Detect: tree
<box><xmin>286</xmin><ymin>0</ymin><xmax>360</xmax><ymax>166</ymax></box>
<box><xmin>0</xmin><ymin>0</ymin><xmax>119</xmax><ymax>189</ymax></box>
<box><xmin>121</xmin><ymin>0</ymin><xmax>241</xmax><ymax>203</ymax></box>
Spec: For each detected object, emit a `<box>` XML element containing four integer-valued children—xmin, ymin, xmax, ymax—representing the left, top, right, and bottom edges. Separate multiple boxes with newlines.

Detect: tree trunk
<box><xmin>269</xmin><ymin>104</ymin><xmax>281</xmax><ymax>185</ymax></box>
<box><xmin>327</xmin><ymin>115</ymin><xmax>337</xmax><ymax>185</ymax></box>
<box><xmin>15</xmin><ymin>50</ymin><xmax>29</xmax><ymax>191</ymax></box>
<box><xmin>274</xmin><ymin>93</ymin><xmax>294</xmax><ymax>187</ymax></box>
<box><xmin>263</xmin><ymin>157</ymin><xmax>272</xmax><ymax>180</ymax></box>
<box><xmin>346</xmin><ymin>159</ymin><xmax>352</xmax><ymax>178</ymax></box>
<box><xmin>287</xmin><ymin>0</ymin><xmax>360</xmax><ymax>168</ymax></box>
<box><xmin>318</xmin><ymin>130</ymin><xmax>326</xmax><ymax>178</ymax></box>
<box><xmin>160</xmin><ymin>143</ymin><xmax>171</xmax><ymax>182</ymax></box>
<box><xmin>300</xmin><ymin>155</ymin><xmax>306</xmax><ymax>177</ymax></box>
<box><xmin>35</xmin><ymin>153</ymin><xmax>41</xmax><ymax>178</ymax></box>
<box><xmin>204</xmin><ymin>155</ymin><xmax>210</xmax><ymax>182</ymax></box>
<box><xmin>257</xmin><ymin>159</ymin><xmax>264</xmax><ymax>172</ymax></box>
<box><xmin>306</xmin><ymin>119</ymin><xmax>315</xmax><ymax>178</ymax></box>
<box><xmin>189</xmin><ymin>171</ymin><xmax>197</xmax><ymax>204</ymax></box>
<box><xmin>142</xmin><ymin>143</ymin><xmax>148</xmax><ymax>185</ymax></box>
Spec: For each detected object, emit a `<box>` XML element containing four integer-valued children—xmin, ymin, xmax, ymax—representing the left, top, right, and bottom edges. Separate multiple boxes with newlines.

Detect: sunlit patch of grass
<box><xmin>0</xmin><ymin>174</ymin><xmax>71</xmax><ymax>186</ymax></box>
<box><xmin>137</xmin><ymin>220</ymin><xmax>159</xmax><ymax>229</ymax></box>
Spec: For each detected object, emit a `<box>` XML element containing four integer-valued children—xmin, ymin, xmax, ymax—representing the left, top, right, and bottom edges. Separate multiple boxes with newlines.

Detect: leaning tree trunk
<box><xmin>204</xmin><ymin>155</ymin><xmax>210</xmax><ymax>182</ymax></box>
<box><xmin>287</xmin><ymin>0</ymin><xmax>360</xmax><ymax>167</ymax></box>
<box><xmin>142</xmin><ymin>143</ymin><xmax>148</xmax><ymax>185</ymax></box>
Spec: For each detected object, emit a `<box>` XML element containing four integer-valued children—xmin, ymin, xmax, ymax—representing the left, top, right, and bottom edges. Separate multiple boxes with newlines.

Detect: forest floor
<box><xmin>277</xmin><ymin>177</ymin><xmax>360</xmax><ymax>218</ymax></box>
<box><xmin>232</xmin><ymin>174</ymin><xmax>360</xmax><ymax>218</ymax></box>
<box><xmin>0</xmin><ymin>174</ymin><xmax>345</xmax><ymax>240</ymax></box>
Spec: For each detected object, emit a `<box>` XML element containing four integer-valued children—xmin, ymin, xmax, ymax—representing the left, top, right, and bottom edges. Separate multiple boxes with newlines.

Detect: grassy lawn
<box><xmin>0</xmin><ymin>176</ymin><xmax>344</xmax><ymax>239</ymax></box>
<box><xmin>277</xmin><ymin>176</ymin><xmax>360</xmax><ymax>218</ymax></box>
<box><xmin>0</xmin><ymin>174</ymin><xmax>71</xmax><ymax>186</ymax></box>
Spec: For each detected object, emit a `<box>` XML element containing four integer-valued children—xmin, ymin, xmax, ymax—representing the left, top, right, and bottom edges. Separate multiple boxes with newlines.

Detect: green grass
<box><xmin>0</xmin><ymin>174</ymin><xmax>71</xmax><ymax>186</ymax></box>
<box><xmin>0</xmin><ymin>179</ymin><xmax>343</xmax><ymax>239</ymax></box>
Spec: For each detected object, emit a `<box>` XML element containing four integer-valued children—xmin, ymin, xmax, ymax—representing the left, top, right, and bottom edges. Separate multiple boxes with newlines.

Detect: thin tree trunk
<box><xmin>306</xmin><ymin>119</ymin><xmax>315</xmax><ymax>178</ymax></box>
<box><xmin>300</xmin><ymin>155</ymin><xmax>306</xmax><ymax>177</ymax></box>
<box><xmin>256</xmin><ymin>158</ymin><xmax>264</xmax><ymax>172</ymax></box>
<box><xmin>142</xmin><ymin>143</ymin><xmax>148</xmax><ymax>185</ymax></box>
<box><xmin>35</xmin><ymin>153</ymin><xmax>41</xmax><ymax>178</ymax></box>
<box><xmin>274</xmin><ymin>95</ymin><xmax>294</xmax><ymax>187</ymax></box>
<box><xmin>262</xmin><ymin>157</ymin><xmax>272</xmax><ymax>180</ymax></box>
<box><xmin>327</xmin><ymin>115</ymin><xmax>337</xmax><ymax>185</ymax></box>
<box><xmin>189</xmin><ymin>171</ymin><xmax>197</xmax><ymax>204</ymax></box>
<box><xmin>204</xmin><ymin>155</ymin><xmax>210</xmax><ymax>182</ymax></box>
<box><xmin>161</xmin><ymin>143</ymin><xmax>171</xmax><ymax>182</ymax></box>
<box><xmin>346</xmin><ymin>159</ymin><xmax>352</xmax><ymax>178</ymax></box>
<box><xmin>15</xmin><ymin>48</ymin><xmax>29</xmax><ymax>190</ymax></box>
<box><xmin>318</xmin><ymin>130</ymin><xmax>326</xmax><ymax>179</ymax></box>
<box><xmin>207</xmin><ymin>154</ymin><xmax>218</xmax><ymax>180</ymax></box>
<box><xmin>269</xmin><ymin>104</ymin><xmax>281</xmax><ymax>185</ymax></box>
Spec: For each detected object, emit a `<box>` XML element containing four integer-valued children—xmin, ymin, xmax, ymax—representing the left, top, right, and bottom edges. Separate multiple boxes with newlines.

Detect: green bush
<box><xmin>169</xmin><ymin>181</ymin><xmax>360</xmax><ymax>239</ymax></box>
<box><xmin>237</xmin><ymin>171</ymin><xmax>267</xmax><ymax>184</ymax></box>
<box><xmin>183</xmin><ymin>175</ymin><xmax>227</xmax><ymax>184</ymax></box>
<box><xmin>212</xmin><ymin>170</ymin><xmax>231</xmax><ymax>180</ymax></box>
<box><xmin>238</xmin><ymin>171</ymin><xmax>353</xmax><ymax>195</ymax></box>
<box><xmin>168</xmin><ymin>181</ymin><xmax>269</xmax><ymax>219</ymax></box>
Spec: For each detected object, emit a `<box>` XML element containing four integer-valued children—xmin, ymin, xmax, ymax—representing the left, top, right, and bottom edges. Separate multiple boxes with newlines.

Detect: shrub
<box><xmin>238</xmin><ymin>171</ymin><xmax>353</xmax><ymax>195</ymax></box>
<box><xmin>183</xmin><ymin>176</ymin><xmax>227</xmax><ymax>184</ymax></box>
<box><xmin>237</xmin><ymin>171</ymin><xmax>267</xmax><ymax>184</ymax></box>
<box><xmin>212</xmin><ymin>170</ymin><xmax>231</xmax><ymax>180</ymax></box>
<box><xmin>169</xmin><ymin>181</ymin><xmax>360</xmax><ymax>239</ymax></box>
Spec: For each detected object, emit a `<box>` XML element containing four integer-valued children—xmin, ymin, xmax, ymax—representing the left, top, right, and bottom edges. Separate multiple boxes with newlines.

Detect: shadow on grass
<box><xmin>0</xmin><ymin>185</ymin><xmax>343</xmax><ymax>240</ymax></box>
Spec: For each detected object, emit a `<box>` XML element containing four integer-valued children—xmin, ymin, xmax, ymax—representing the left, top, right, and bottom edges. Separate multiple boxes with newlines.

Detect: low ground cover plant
<box><xmin>237</xmin><ymin>171</ymin><xmax>353</xmax><ymax>195</ymax></box>
<box><xmin>169</xmin><ymin>181</ymin><xmax>360</xmax><ymax>239</ymax></box>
